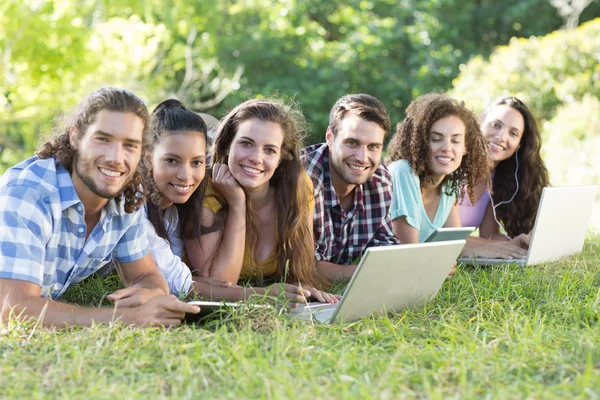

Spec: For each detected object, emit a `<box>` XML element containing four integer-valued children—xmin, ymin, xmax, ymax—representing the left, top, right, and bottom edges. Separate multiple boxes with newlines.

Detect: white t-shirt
<box><xmin>143</xmin><ymin>205</ymin><xmax>192</xmax><ymax>295</ymax></box>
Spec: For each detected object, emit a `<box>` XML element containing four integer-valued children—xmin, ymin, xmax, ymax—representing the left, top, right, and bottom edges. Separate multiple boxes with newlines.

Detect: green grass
<box><xmin>1</xmin><ymin>235</ymin><xmax>600</xmax><ymax>399</ymax></box>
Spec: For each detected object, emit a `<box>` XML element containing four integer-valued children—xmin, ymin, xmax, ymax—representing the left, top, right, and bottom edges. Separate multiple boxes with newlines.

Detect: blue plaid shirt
<box><xmin>0</xmin><ymin>157</ymin><xmax>149</xmax><ymax>299</ymax></box>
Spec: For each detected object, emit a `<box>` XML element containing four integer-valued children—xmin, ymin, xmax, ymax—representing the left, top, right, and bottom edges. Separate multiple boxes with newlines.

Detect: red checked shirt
<box><xmin>301</xmin><ymin>143</ymin><xmax>399</xmax><ymax>264</ymax></box>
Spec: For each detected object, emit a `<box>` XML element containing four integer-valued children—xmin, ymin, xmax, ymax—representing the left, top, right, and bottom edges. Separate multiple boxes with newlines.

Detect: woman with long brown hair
<box><xmin>459</xmin><ymin>96</ymin><xmax>550</xmax><ymax>258</ymax></box>
<box><xmin>185</xmin><ymin>98</ymin><xmax>337</xmax><ymax>305</ymax></box>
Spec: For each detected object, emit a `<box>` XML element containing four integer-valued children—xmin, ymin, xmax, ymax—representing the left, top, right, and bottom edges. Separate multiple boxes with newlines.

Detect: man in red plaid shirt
<box><xmin>301</xmin><ymin>94</ymin><xmax>399</xmax><ymax>280</ymax></box>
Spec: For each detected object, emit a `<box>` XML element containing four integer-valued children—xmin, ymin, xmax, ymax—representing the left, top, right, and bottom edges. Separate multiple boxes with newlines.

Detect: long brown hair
<box><xmin>209</xmin><ymin>99</ymin><xmax>325</xmax><ymax>289</ymax></box>
<box><xmin>36</xmin><ymin>87</ymin><xmax>149</xmax><ymax>213</ymax></box>
<box><xmin>484</xmin><ymin>97</ymin><xmax>550</xmax><ymax>237</ymax></box>
<box><xmin>386</xmin><ymin>93</ymin><xmax>490</xmax><ymax>203</ymax></box>
<box><xmin>141</xmin><ymin>99</ymin><xmax>208</xmax><ymax>243</ymax></box>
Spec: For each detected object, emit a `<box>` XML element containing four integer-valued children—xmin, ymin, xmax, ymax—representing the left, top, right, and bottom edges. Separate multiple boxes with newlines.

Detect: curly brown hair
<box><xmin>386</xmin><ymin>93</ymin><xmax>490</xmax><ymax>202</ymax></box>
<box><xmin>484</xmin><ymin>97</ymin><xmax>550</xmax><ymax>237</ymax></box>
<box><xmin>209</xmin><ymin>98</ymin><xmax>327</xmax><ymax>289</ymax></box>
<box><xmin>36</xmin><ymin>87</ymin><xmax>149</xmax><ymax>213</ymax></box>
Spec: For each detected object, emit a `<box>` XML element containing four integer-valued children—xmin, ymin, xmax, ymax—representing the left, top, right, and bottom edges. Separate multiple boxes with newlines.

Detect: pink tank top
<box><xmin>458</xmin><ymin>189</ymin><xmax>490</xmax><ymax>228</ymax></box>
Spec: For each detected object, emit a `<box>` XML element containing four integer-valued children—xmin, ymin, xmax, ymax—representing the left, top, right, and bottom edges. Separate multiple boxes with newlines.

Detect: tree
<box><xmin>550</xmin><ymin>0</ymin><xmax>597</xmax><ymax>29</ymax></box>
<box><xmin>451</xmin><ymin>18</ymin><xmax>600</xmax><ymax>120</ymax></box>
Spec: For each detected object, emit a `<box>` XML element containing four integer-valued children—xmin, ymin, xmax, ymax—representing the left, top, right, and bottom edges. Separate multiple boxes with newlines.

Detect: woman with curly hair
<box><xmin>184</xmin><ymin>98</ymin><xmax>337</xmax><ymax>306</ymax></box>
<box><xmin>385</xmin><ymin>93</ymin><xmax>490</xmax><ymax>244</ymax></box>
<box><xmin>458</xmin><ymin>96</ymin><xmax>549</xmax><ymax>258</ymax></box>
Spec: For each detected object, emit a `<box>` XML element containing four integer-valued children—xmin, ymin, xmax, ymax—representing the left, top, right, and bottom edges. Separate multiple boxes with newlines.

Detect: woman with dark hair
<box><xmin>459</xmin><ymin>96</ymin><xmax>550</xmax><ymax>258</ymax></box>
<box><xmin>185</xmin><ymin>98</ymin><xmax>337</xmax><ymax>306</ymax></box>
<box><xmin>386</xmin><ymin>93</ymin><xmax>490</xmax><ymax>243</ymax></box>
<box><xmin>140</xmin><ymin>99</ymin><xmax>231</xmax><ymax>296</ymax></box>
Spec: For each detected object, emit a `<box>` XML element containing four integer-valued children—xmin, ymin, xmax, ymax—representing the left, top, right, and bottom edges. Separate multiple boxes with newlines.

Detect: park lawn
<box><xmin>1</xmin><ymin>235</ymin><xmax>599</xmax><ymax>399</ymax></box>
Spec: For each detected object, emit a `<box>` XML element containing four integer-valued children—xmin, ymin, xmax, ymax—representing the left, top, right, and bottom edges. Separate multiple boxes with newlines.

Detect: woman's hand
<box><xmin>466</xmin><ymin>241</ymin><xmax>528</xmax><ymax>259</ymax></box>
<box><xmin>446</xmin><ymin>263</ymin><xmax>457</xmax><ymax>279</ymax></box>
<box><xmin>212</xmin><ymin>163</ymin><xmax>245</xmax><ymax>207</ymax></box>
<box><xmin>192</xmin><ymin>276</ymin><xmax>232</xmax><ymax>288</ymax></box>
<box><xmin>302</xmin><ymin>285</ymin><xmax>340</xmax><ymax>304</ymax></box>
<box><xmin>264</xmin><ymin>283</ymin><xmax>311</xmax><ymax>308</ymax></box>
<box><xmin>509</xmin><ymin>233</ymin><xmax>531</xmax><ymax>250</ymax></box>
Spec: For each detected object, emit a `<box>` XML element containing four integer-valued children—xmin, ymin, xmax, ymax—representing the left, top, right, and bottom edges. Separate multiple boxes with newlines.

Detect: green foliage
<box><xmin>543</xmin><ymin>94</ymin><xmax>600</xmax><ymax>189</ymax></box>
<box><xmin>452</xmin><ymin>19</ymin><xmax>600</xmax><ymax>226</ymax></box>
<box><xmin>0</xmin><ymin>0</ymin><xmax>97</xmax><ymax>167</ymax></box>
<box><xmin>452</xmin><ymin>18</ymin><xmax>600</xmax><ymax>120</ymax></box>
<box><xmin>1</xmin><ymin>237</ymin><xmax>600</xmax><ymax>398</ymax></box>
<box><xmin>2</xmin><ymin>1</ymin><xmax>600</xmax><ymax>171</ymax></box>
<box><xmin>209</xmin><ymin>0</ymin><xmax>590</xmax><ymax>141</ymax></box>
<box><xmin>0</xmin><ymin>0</ymin><xmax>239</xmax><ymax>171</ymax></box>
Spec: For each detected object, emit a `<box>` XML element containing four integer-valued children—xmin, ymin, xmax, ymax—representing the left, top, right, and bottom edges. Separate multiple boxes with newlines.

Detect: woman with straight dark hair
<box><xmin>140</xmin><ymin>99</ymin><xmax>231</xmax><ymax>296</ymax></box>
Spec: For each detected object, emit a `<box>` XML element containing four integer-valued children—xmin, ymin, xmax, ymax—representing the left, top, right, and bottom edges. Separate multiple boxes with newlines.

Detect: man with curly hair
<box><xmin>301</xmin><ymin>94</ymin><xmax>399</xmax><ymax>280</ymax></box>
<box><xmin>0</xmin><ymin>87</ymin><xmax>199</xmax><ymax>327</ymax></box>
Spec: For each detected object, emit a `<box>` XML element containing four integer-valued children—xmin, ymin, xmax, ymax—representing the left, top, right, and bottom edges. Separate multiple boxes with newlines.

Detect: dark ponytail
<box><xmin>142</xmin><ymin>99</ymin><xmax>209</xmax><ymax>244</ymax></box>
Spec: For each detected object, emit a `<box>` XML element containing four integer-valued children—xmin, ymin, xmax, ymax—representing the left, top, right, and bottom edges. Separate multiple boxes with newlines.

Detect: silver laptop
<box><xmin>458</xmin><ymin>185</ymin><xmax>597</xmax><ymax>266</ymax></box>
<box><xmin>290</xmin><ymin>240</ymin><xmax>466</xmax><ymax>323</ymax></box>
<box><xmin>425</xmin><ymin>227</ymin><xmax>475</xmax><ymax>243</ymax></box>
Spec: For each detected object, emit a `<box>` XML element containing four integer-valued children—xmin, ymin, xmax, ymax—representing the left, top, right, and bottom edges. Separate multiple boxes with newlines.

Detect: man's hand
<box><xmin>120</xmin><ymin>294</ymin><xmax>200</xmax><ymax>327</ymax></box>
<box><xmin>107</xmin><ymin>287</ymin><xmax>164</xmax><ymax>308</ymax></box>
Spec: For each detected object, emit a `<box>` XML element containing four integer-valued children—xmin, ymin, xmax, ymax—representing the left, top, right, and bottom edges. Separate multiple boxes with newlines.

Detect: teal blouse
<box><xmin>388</xmin><ymin>159</ymin><xmax>456</xmax><ymax>242</ymax></box>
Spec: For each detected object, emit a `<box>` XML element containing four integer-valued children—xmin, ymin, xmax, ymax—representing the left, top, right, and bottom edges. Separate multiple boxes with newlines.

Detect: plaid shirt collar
<box><xmin>302</xmin><ymin>143</ymin><xmax>398</xmax><ymax>264</ymax></box>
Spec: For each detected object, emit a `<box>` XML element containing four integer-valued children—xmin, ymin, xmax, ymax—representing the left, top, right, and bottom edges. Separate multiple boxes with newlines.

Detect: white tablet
<box><xmin>424</xmin><ymin>227</ymin><xmax>475</xmax><ymax>243</ymax></box>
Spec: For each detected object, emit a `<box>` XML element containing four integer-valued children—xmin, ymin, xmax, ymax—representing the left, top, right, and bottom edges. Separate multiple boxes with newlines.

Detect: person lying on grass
<box><xmin>137</xmin><ymin>99</ymin><xmax>232</xmax><ymax>297</ymax></box>
<box><xmin>301</xmin><ymin>94</ymin><xmax>400</xmax><ymax>280</ymax></box>
<box><xmin>0</xmin><ymin>87</ymin><xmax>199</xmax><ymax>328</ymax></box>
<box><xmin>385</xmin><ymin>94</ymin><xmax>489</xmax><ymax>245</ymax></box>
<box><xmin>185</xmin><ymin>98</ymin><xmax>338</xmax><ymax>306</ymax></box>
<box><xmin>140</xmin><ymin>99</ymin><xmax>305</xmax><ymax>306</ymax></box>
<box><xmin>458</xmin><ymin>96</ymin><xmax>550</xmax><ymax>258</ymax></box>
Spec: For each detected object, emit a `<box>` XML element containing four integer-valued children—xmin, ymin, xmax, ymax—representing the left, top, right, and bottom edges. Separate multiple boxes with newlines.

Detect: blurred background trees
<box><xmin>1</xmin><ymin>1</ymin><xmax>599</xmax><ymax>200</ymax></box>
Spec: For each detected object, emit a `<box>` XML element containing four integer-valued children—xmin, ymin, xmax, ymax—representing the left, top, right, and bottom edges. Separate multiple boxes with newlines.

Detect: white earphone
<box><xmin>488</xmin><ymin>146</ymin><xmax>520</xmax><ymax>240</ymax></box>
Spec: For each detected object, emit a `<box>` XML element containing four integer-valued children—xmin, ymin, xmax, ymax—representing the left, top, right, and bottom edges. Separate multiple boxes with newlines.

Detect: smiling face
<box><xmin>226</xmin><ymin>118</ymin><xmax>284</xmax><ymax>192</ymax></box>
<box><xmin>326</xmin><ymin>113</ymin><xmax>385</xmax><ymax>191</ymax></box>
<box><xmin>70</xmin><ymin>110</ymin><xmax>144</xmax><ymax>200</ymax></box>
<box><xmin>152</xmin><ymin>131</ymin><xmax>206</xmax><ymax>208</ymax></box>
<box><xmin>426</xmin><ymin>115</ymin><xmax>467</xmax><ymax>183</ymax></box>
<box><xmin>481</xmin><ymin>104</ymin><xmax>524</xmax><ymax>166</ymax></box>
